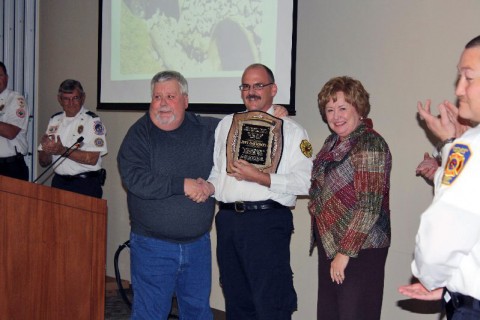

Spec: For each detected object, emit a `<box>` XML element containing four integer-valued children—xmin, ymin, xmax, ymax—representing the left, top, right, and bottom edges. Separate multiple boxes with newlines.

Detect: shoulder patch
<box><xmin>17</xmin><ymin>96</ymin><xmax>26</xmax><ymax>108</ymax></box>
<box><xmin>94</xmin><ymin>137</ymin><xmax>105</xmax><ymax>147</ymax></box>
<box><xmin>442</xmin><ymin>143</ymin><xmax>471</xmax><ymax>186</ymax></box>
<box><xmin>50</xmin><ymin>111</ymin><xmax>63</xmax><ymax>119</ymax></box>
<box><xmin>93</xmin><ymin>120</ymin><xmax>106</xmax><ymax>135</ymax></box>
<box><xmin>16</xmin><ymin>108</ymin><xmax>26</xmax><ymax>118</ymax></box>
<box><xmin>86</xmin><ymin>111</ymin><xmax>99</xmax><ymax>118</ymax></box>
<box><xmin>300</xmin><ymin>139</ymin><xmax>313</xmax><ymax>158</ymax></box>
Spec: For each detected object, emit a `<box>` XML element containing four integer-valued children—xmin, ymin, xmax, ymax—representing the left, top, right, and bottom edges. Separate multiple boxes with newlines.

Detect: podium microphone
<box><xmin>34</xmin><ymin>136</ymin><xmax>84</xmax><ymax>184</ymax></box>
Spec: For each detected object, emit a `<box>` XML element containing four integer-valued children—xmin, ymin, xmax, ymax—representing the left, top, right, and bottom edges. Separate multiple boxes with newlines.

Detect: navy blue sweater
<box><xmin>117</xmin><ymin>112</ymin><xmax>219</xmax><ymax>243</ymax></box>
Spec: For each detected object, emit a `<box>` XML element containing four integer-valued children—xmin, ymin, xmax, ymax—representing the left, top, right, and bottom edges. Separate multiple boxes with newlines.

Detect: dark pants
<box><xmin>215</xmin><ymin>207</ymin><xmax>297</xmax><ymax>320</ymax></box>
<box><xmin>52</xmin><ymin>173</ymin><xmax>102</xmax><ymax>198</ymax></box>
<box><xmin>444</xmin><ymin>290</ymin><xmax>480</xmax><ymax>320</ymax></box>
<box><xmin>0</xmin><ymin>156</ymin><xmax>29</xmax><ymax>181</ymax></box>
<box><xmin>316</xmin><ymin>235</ymin><xmax>388</xmax><ymax>320</ymax></box>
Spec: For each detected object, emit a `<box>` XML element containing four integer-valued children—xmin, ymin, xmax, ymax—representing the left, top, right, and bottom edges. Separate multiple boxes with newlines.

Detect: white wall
<box><xmin>292</xmin><ymin>2</ymin><xmax>480</xmax><ymax>319</ymax></box>
<box><xmin>37</xmin><ymin>1</ymin><xmax>480</xmax><ymax>319</ymax></box>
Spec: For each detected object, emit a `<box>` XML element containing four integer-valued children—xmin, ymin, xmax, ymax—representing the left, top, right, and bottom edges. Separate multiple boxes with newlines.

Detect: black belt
<box><xmin>219</xmin><ymin>200</ymin><xmax>286</xmax><ymax>213</ymax></box>
<box><xmin>0</xmin><ymin>155</ymin><xmax>18</xmax><ymax>164</ymax></box>
<box><xmin>447</xmin><ymin>290</ymin><xmax>480</xmax><ymax>310</ymax></box>
<box><xmin>56</xmin><ymin>170</ymin><xmax>101</xmax><ymax>180</ymax></box>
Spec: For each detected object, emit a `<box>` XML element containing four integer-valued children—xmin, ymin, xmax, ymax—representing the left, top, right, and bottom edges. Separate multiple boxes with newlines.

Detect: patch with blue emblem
<box><xmin>93</xmin><ymin>120</ymin><xmax>105</xmax><ymax>135</ymax></box>
<box><xmin>442</xmin><ymin>143</ymin><xmax>471</xmax><ymax>186</ymax></box>
<box><xmin>94</xmin><ymin>138</ymin><xmax>105</xmax><ymax>147</ymax></box>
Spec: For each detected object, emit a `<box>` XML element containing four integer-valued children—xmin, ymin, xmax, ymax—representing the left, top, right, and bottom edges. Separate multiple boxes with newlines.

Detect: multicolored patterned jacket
<box><xmin>308</xmin><ymin>119</ymin><xmax>392</xmax><ymax>259</ymax></box>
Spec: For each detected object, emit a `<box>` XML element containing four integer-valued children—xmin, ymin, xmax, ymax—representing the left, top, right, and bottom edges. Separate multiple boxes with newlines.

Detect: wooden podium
<box><xmin>0</xmin><ymin>176</ymin><xmax>107</xmax><ymax>320</ymax></box>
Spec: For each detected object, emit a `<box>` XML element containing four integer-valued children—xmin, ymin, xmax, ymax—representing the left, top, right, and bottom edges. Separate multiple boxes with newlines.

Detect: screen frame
<box><xmin>97</xmin><ymin>0</ymin><xmax>298</xmax><ymax>115</ymax></box>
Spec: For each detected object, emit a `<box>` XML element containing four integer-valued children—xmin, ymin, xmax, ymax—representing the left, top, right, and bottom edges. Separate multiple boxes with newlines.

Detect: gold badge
<box><xmin>17</xmin><ymin>97</ymin><xmax>25</xmax><ymax>107</ymax></box>
<box><xmin>300</xmin><ymin>140</ymin><xmax>313</xmax><ymax>158</ymax></box>
<box><xmin>78</xmin><ymin>125</ymin><xmax>84</xmax><ymax>134</ymax></box>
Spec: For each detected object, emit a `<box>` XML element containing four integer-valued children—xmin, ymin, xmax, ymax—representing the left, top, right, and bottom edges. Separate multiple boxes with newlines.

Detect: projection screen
<box><xmin>98</xmin><ymin>0</ymin><xmax>298</xmax><ymax>114</ymax></box>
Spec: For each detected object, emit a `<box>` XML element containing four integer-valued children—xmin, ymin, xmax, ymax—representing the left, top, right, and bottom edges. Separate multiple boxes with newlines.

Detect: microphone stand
<box><xmin>34</xmin><ymin>136</ymin><xmax>84</xmax><ymax>184</ymax></box>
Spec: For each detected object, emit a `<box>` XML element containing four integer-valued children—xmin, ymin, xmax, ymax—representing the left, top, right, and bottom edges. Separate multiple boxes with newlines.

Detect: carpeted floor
<box><xmin>105</xmin><ymin>289</ymin><xmax>179</xmax><ymax>320</ymax></box>
<box><xmin>104</xmin><ymin>289</ymin><xmax>225</xmax><ymax>320</ymax></box>
<box><xmin>104</xmin><ymin>289</ymin><xmax>133</xmax><ymax>320</ymax></box>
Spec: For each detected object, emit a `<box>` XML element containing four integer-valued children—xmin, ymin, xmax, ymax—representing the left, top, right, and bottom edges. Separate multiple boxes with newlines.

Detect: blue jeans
<box><xmin>130</xmin><ymin>232</ymin><xmax>213</xmax><ymax>320</ymax></box>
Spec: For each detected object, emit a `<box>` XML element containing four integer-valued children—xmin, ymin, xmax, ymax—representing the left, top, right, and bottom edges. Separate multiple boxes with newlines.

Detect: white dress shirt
<box><xmin>412</xmin><ymin>125</ymin><xmax>480</xmax><ymax>300</ymax></box>
<box><xmin>208</xmin><ymin>106</ymin><xmax>313</xmax><ymax>207</ymax></box>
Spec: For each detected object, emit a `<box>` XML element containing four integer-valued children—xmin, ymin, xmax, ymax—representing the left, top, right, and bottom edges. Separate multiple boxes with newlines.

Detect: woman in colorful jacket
<box><xmin>309</xmin><ymin>76</ymin><xmax>392</xmax><ymax>320</ymax></box>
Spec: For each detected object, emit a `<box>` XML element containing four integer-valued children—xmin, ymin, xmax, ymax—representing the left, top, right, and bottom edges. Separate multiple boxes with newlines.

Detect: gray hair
<box><xmin>150</xmin><ymin>70</ymin><xmax>188</xmax><ymax>95</ymax></box>
<box><xmin>58</xmin><ymin>79</ymin><xmax>85</xmax><ymax>96</ymax></box>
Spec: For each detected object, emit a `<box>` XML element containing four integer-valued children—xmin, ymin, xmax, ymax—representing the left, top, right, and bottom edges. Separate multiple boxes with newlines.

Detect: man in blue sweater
<box><xmin>117</xmin><ymin>71</ymin><xmax>218</xmax><ymax>319</ymax></box>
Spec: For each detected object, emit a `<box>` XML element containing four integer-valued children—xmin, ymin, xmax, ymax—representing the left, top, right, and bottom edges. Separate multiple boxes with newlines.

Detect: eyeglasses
<box><xmin>239</xmin><ymin>83</ymin><xmax>274</xmax><ymax>91</ymax></box>
<box><xmin>60</xmin><ymin>96</ymin><xmax>82</xmax><ymax>103</ymax></box>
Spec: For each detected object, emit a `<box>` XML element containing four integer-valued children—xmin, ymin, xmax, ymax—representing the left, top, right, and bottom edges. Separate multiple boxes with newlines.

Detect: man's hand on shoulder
<box><xmin>273</xmin><ymin>105</ymin><xmax>288</xmax><ymax>118</ymax></box>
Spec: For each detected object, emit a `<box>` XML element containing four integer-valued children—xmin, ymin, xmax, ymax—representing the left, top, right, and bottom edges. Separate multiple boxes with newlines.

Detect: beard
<box><xmin>153</xmin><ymin>106</ymin><xmax>176</xmax><ymax>125</ymax></box>
<box><xmin>155</xmin><ymin>112</ymin><xmax>175</xmax><ymax>125</ymax></box>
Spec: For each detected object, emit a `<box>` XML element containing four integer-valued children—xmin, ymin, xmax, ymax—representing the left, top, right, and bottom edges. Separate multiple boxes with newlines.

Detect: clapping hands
<box><xmin>415</xmin><ymin>152</ymin><xmax>439</xmax><ymax>183</ymax></box>
<box><xmin>417</xmin><ymin>99</ymin><xmax>469</xmax><ymax>141</ymax></box>
<box><xmin>40</xmin><ymin>134</ymin><xmax>65</xmax><ymax>155</ymax></box>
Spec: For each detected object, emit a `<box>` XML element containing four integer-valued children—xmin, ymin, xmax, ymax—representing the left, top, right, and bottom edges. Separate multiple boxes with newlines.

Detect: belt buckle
<box><xmin>234</xmin><ymin>201</ymin><xmax>245</xmax><ymax>213</ymax></box>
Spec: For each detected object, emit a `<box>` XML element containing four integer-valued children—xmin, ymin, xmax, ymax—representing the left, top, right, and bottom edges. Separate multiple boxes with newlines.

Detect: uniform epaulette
<box><xmin>50</xmin><ymin>111</ymin><xmax>63</xmax><ymax>118</ymax></box>
<box><xmin>86</xmin><ymin>111</ymin><xmax>99</xmax><ymax>118</ymax></box>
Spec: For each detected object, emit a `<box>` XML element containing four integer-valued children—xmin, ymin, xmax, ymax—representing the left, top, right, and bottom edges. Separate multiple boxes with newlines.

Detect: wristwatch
<box><xmin>433</xmin><ymin>137</ymin><xmax>455</xmax><ymax>163</ymax></box>
<box><xmin>435</xmin><ymin>137</ymin><xmax>456</xmax><ymax>153</ymax></box>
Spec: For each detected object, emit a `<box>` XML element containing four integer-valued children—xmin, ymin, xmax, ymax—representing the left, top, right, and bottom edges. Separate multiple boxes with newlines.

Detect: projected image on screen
<box><xmin>119</xmin><ymin>0</ymin><xmax>271</xmax><ymax>75</ymax></box>
<box><xmin>99</xmin><ymin>0</ymin><xmax>296</xmax><ymax>113</ymax></box>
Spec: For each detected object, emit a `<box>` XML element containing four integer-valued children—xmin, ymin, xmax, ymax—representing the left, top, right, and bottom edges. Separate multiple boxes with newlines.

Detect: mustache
<box><xmin>158</xmin><ymin>106</ymin><xmax>172</xmax><ymax>112</ymax></box>
<box><xmin>246</xmin><ymin>94</ymin><xmax>261</xmax><ymax>100</ymax></box>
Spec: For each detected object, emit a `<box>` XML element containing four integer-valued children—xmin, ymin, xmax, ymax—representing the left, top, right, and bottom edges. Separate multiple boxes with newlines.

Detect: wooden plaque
<box><xmin>226</xmin><ymin>111</ymin><xmax>283</xmax><ymax>173</ymax></box>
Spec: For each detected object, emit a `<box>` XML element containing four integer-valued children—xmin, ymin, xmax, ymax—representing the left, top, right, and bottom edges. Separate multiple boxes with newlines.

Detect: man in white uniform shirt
<box><xmin>38</xmin><ymin>79</ymin><xmax>107</xmax><ymax>198</ymax></box>
<box><xmin>399</xmin><ymin>35</ymin><xmax>480</xmax><ymax>320</ymax></box>
<box><xmin>206</xmin><ymin>64</ymin><xmax>313</xmax><ymax>320</ymax></box>
<box><xmin>0</xmin><ymin>62</ymin><xmax>29</xmax><ymax>181</ymax></box>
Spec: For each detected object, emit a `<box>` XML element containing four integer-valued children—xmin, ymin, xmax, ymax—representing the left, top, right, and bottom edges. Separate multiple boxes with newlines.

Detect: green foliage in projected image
<box><xmin>120</xmin><ymin>2</ymin><xmax>160</xmax><ymax>74</ymax></box>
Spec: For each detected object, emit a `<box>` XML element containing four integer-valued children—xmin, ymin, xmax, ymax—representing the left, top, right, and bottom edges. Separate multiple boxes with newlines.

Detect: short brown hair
<box><xmin>317</xmin><ymin>76</ymin><xmax>370</xmax><ymax>123</ymax></box>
